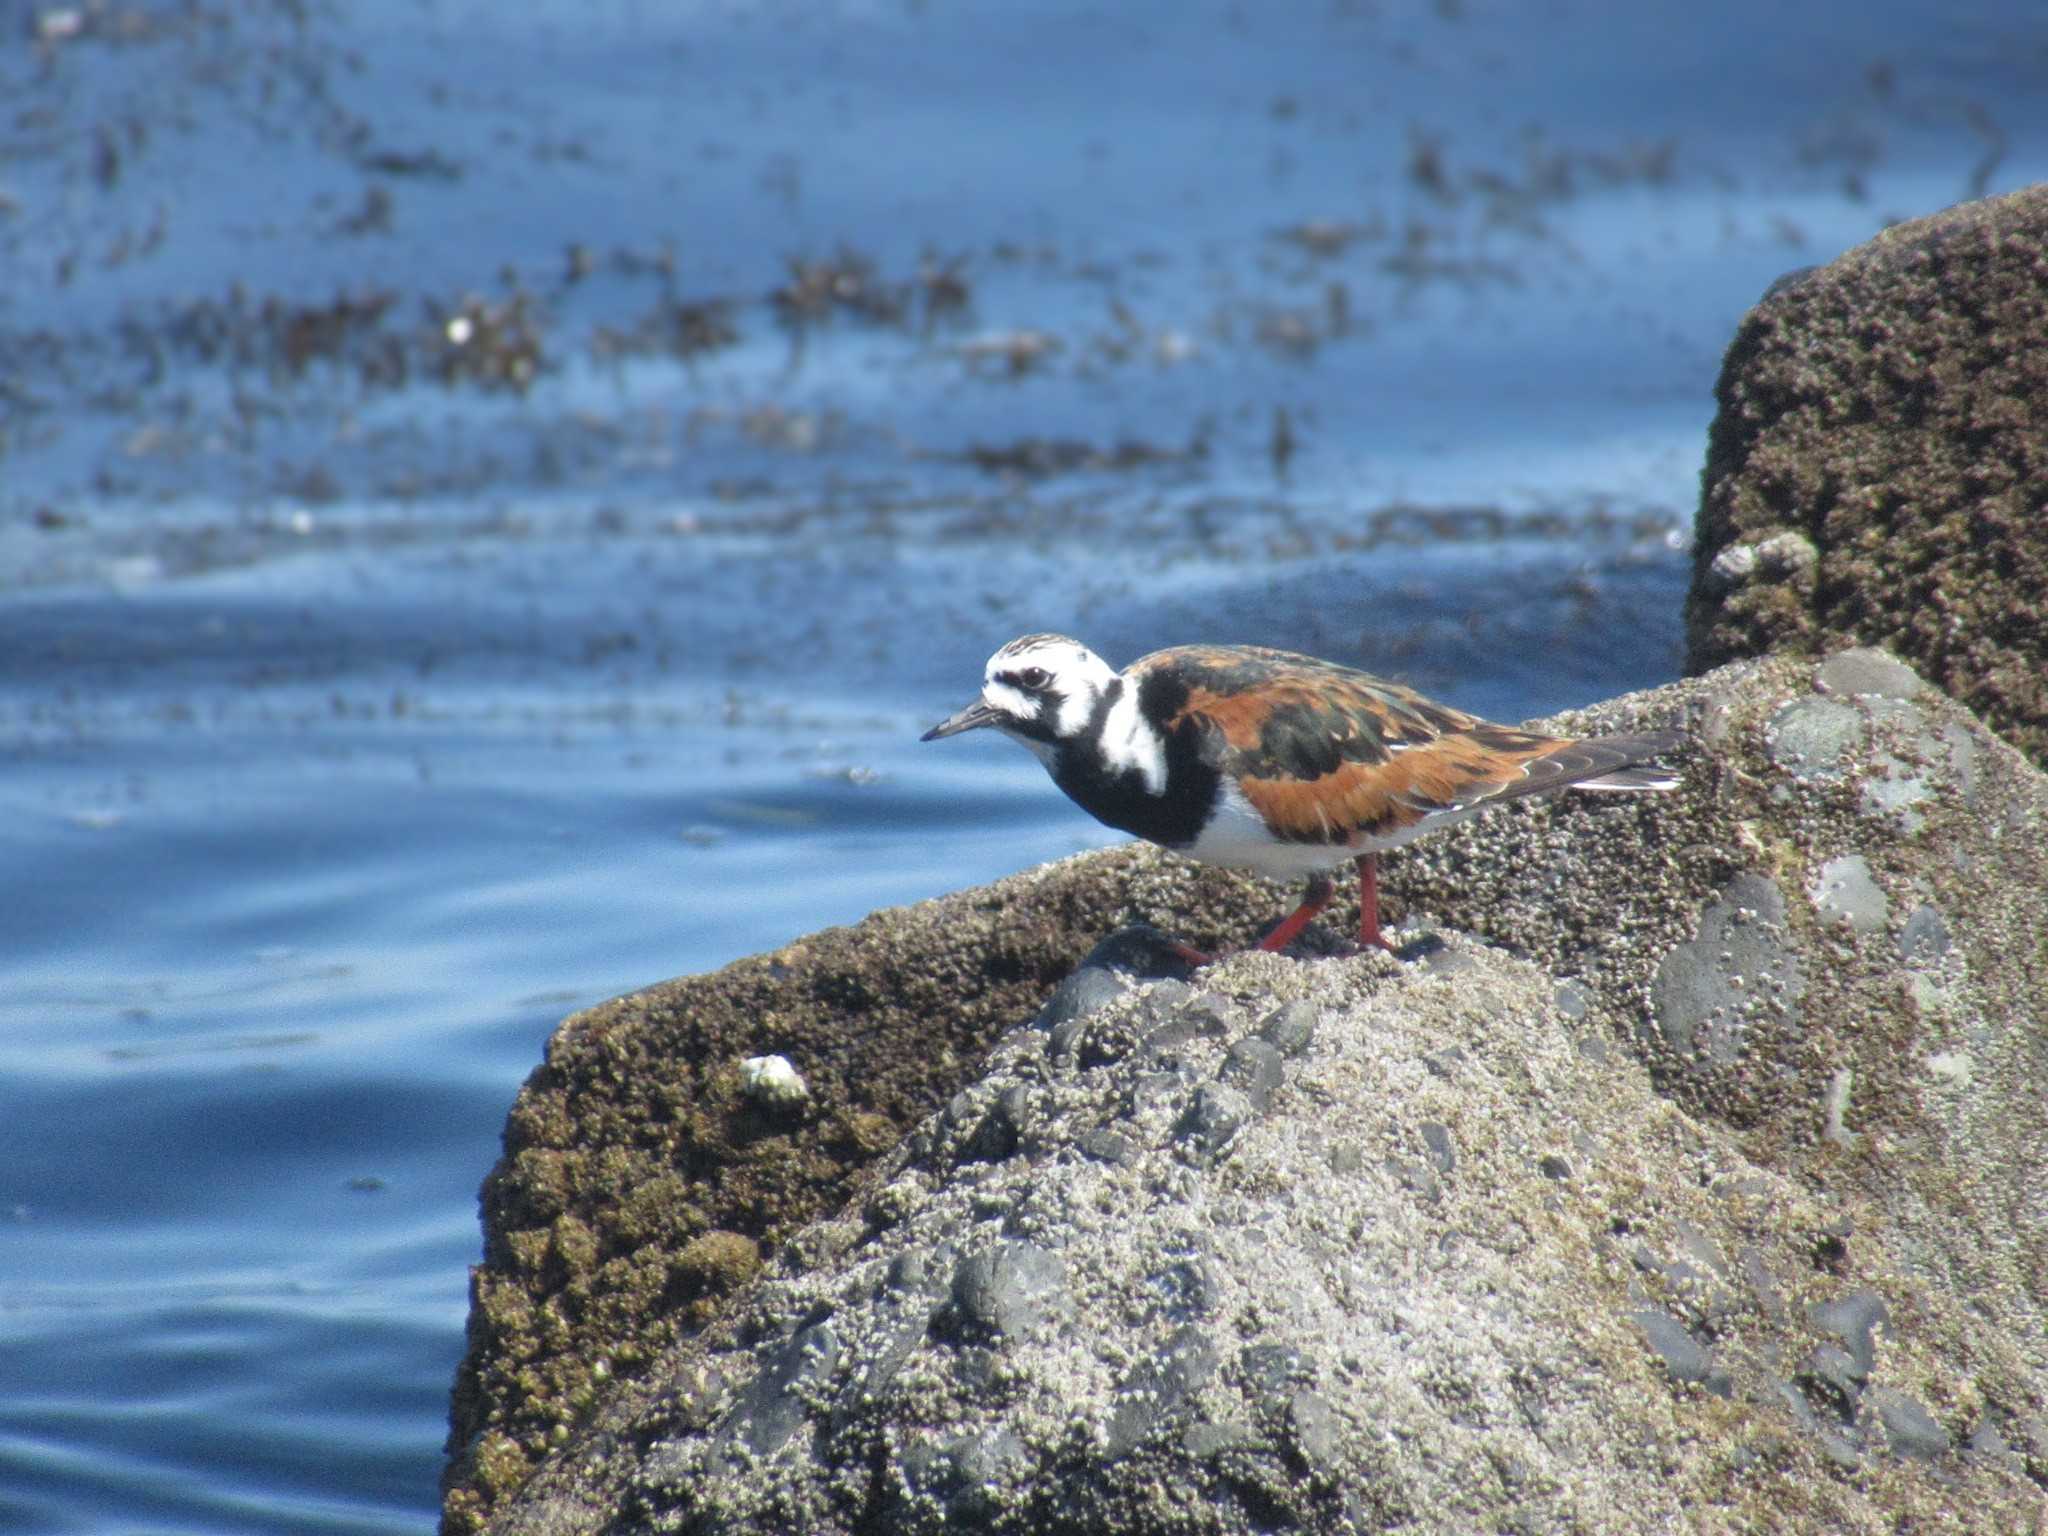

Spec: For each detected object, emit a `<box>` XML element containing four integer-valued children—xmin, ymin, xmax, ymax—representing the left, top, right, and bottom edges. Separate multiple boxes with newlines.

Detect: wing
<box><xmin>1133</xmin><ymin>646</ymin><xmax>1677</xmax><ymax>847</ymax></box>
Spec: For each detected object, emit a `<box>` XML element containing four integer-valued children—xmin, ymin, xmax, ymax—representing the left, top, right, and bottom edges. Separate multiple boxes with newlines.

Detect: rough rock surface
<box><xmin>468</xmin><ymin>651</ymin><xmax>2048</xmax><ymax>1535</ymax></box>
<box><xmin>1685</xmin><ymin>182</ymin><xmax>2048</xmax><ymax>768</ymax></box>
<box><xmin>442</xmin><ymin>833</ymin><xmax>1264</xmax><ymax>1531</ymax></box>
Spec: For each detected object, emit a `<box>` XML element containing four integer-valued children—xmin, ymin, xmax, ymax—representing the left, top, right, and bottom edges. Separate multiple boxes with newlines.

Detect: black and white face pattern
<box><xmin>976</xmin><ymin>634</ymin><xmax>1120</xmax><ymax>762</ymax></box>
<box><xmin>972</xmin><ymin>634</ymin><xmax>1170</xmax><ymax>796</ymax></box>
<box><xmin>924</xmin><ymin>634</ymin><xmax>1171</xmax><ymax>798</ymax></box>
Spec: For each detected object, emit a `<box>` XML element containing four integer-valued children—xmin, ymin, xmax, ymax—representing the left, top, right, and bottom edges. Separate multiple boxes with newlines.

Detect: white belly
<box><xmin>1180</xmin><ymin>780</ymin><xmax>1352</xmax><ymax>878</ymax></box>
<box><xmin>1181</xmin><ymin>778</ymin><xmax>1489</xmax><ymax>876</ymax></box>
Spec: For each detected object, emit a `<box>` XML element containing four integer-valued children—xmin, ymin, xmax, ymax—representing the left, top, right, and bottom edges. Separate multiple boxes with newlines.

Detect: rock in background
<box><xmin>476</xmin><ymin>651</ymin><xmax>2048</xmax><ymax>1535</ymax></box>
<box><xmin>1686</xmin><ymin>183</ymin><xmax>2048</xmax><ymax>768</ymax></box>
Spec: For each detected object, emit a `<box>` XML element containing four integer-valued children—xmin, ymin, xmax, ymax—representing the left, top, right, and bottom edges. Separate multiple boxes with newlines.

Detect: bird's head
<box><xmin>920</xmin><ymin>634</ymin><xmax>1120</xmax><ymax>757</ymax></box>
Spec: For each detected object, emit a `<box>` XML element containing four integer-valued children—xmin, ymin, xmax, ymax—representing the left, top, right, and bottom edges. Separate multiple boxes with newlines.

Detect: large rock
<box><xmin>469</xmin><ymin>651</ymin><xmax>2048</xmax><ymax>1534</ymax></box>
<box><xmin>441</xmin><ymin>837</ymin><xmax>1259</xmax><ymax>1532</ymax></box>
<box><xmin>1685</xmin><ymin>183</ymin><xmax>2048</xmax><ymax>768</ymax></box>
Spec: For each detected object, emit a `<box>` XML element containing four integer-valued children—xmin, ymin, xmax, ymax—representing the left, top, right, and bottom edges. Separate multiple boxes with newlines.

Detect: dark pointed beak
<box><xmin>921</xmin><ymin>700</ymin><xmax>1001</xmax><ymax>741</ymax></box>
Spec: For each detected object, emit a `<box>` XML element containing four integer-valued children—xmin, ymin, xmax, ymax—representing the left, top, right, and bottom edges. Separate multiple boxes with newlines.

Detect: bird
<box><xmin>921</xmin><ymin>634</ymin><xmax>1682</xmax><ymax>956</ymax></box>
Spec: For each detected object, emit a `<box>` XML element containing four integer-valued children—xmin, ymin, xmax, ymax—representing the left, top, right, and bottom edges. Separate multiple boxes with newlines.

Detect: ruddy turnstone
<box><xmin>922</xmin><ymin>634</ymin><xmax>1681</xmax><ymax>955</ymax></box>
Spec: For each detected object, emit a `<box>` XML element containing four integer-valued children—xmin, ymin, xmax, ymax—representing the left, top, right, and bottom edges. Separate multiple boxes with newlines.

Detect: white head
<box><xmin>920</xmin><ymin>633</ymin><xmax>1122</xmax><ymax>762</ymax></box>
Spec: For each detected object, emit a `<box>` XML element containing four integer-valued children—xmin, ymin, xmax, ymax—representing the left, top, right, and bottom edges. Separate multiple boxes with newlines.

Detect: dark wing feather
<box><xmin>1234</xmin><ymin>732</ymin><xmax>1560</xmax><ymax>843</ymax></box>
<box><xmin>1133</xmin><ymin>646</ymin><xmax>1681</xmax><ymax>846</ymax></box>
<box><xmin>1484</xmin><ymin>731</ymin><xmax>1686</xmax><ymax>802</ymax></box>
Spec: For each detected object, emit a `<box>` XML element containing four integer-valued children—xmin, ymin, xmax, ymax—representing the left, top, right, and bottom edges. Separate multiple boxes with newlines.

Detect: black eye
<box><xmin>1017</xmin><ymin>666</ymin><xmax>1050</xmax><ymax>690</ymax></box>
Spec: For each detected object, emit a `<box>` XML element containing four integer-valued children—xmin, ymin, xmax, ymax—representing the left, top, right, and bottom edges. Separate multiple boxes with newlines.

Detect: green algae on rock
<box><xmin>1688</xmin><ymin>182</ymin><xmax>2048</xmax><ymax>769</ymax></box>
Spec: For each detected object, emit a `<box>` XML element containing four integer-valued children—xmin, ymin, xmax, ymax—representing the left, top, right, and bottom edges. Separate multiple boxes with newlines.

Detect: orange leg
<box><xmin>1173</xmin><ymin>859</ymin><xmax>1385</xmax><ymax>964</ymax></box>
<box><xmin>1256</xmin><ymin>872</ymin><xmax>1336</xmax><ymax>952</ymax></box>
<box><xmin>1355</xmin><ymin>852</ymin><xmax>1391</xmax><ymax>951</ymax></box>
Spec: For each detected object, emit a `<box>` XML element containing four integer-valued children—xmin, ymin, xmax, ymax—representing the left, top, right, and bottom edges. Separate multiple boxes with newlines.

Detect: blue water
<box><xmin>2</xmin><ymin>2</ymin><xmax>2043</xmax><ymax>1530</ymax></box>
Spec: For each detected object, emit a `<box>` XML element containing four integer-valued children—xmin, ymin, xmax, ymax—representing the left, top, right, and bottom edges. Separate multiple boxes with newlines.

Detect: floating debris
<box><xmin>958</xmin><ymin>328</ymin><xmax>1060</xmax><ymax>377</ymax></box>
<box><xmin>429</xmin><ymin>292</ymin><xmax>545</xmax><ymax>392</ymax></box>
<box><xmin>950</xmin><ymin>434</ymin><xmax>1198</xmax><ymax>478</ymax></box>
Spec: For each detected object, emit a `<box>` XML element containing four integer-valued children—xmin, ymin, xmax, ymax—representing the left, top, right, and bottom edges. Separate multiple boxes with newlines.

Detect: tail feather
<box><xmin>1495</xmin><ymin>729</ymin><xmax>1684</xmax><ymax>804</ymax></box>
<box><xmin>1571</xmin><ymin>764</ymin><xmax>1681</xmax><ymax>791</ymax></box>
